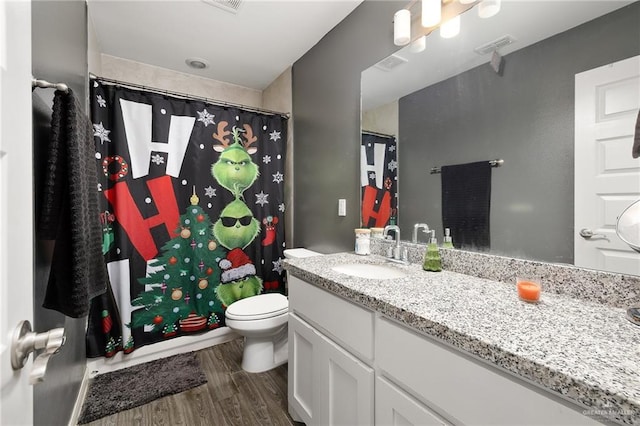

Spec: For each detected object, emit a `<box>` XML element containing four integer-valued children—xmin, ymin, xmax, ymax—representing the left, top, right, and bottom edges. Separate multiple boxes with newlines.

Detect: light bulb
<box><xmin>440</xmin><ymin>15</ymin><xmax>460</xmax><ymax>39</ymax></box>
<box><xmin>410</xmin><ymin>36</ymin><xmax>426</xmax><ymax>53</ymax></box>
<box><xmin>478</xmin><ymin>0</ymin><xmax>501</xmax><ymax>18</ymax></box>
<box><xmin>394</xmin><ymin>9</ymin><xmax>411</xmax><ymax>46</ymax></box>
<box><xmin>459</xmin><ymin>0</ymin><xmax>475</xmax><ymax>4</ymax></box>
<box><xmin>422</xmin><ymin>0</ymin><xmax>441</xmax><ymax>28</ymax></box>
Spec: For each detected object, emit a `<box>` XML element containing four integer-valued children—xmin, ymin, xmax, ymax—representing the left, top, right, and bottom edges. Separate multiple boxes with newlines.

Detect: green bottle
<box><xmin>442</xmin><ymin>228</ymin><xmax>454</xmax><ymax>249</ymax></box>
<box><xmin>423</xmin><ymin>230</ymin><xmax>442</xmax><ymax>272</ymax></box>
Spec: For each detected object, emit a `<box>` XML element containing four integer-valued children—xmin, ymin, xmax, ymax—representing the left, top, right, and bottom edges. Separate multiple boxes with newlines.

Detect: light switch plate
<box><xmin>338</xmin><ymin>199</ymin><xmax>346</xmax><ymax>216</ymax></box>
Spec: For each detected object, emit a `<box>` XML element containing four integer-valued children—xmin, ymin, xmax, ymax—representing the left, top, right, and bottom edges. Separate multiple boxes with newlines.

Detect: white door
<box><xmin>0</xmin><ymin>0</ymin><xmax>35</xmax><ymax>424</ymax></box>
<box><xmin>318</xmin><ymin>330</ymin><xmax>374</xmax><ymax>426</ymax></box>
<box><xmin>375</xmin><ymin>376</ymin><xmax>449</xmax><ymax>426</ymax></box>
<box><xmin>575</xmin><ymin>55</ymin><xmax>640</xmax><ymax>275</ymax></box>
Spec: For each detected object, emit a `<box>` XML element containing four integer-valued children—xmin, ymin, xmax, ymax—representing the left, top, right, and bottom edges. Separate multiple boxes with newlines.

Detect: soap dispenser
<box><xmin>423</xmin><ymin>230</ymin><xmax>442</xmax><ymax>272</ymax></box>
<box><xmin>442</xmin><ymin>228</ymin><xmax>454</xmax><ymax>249</ymax></box>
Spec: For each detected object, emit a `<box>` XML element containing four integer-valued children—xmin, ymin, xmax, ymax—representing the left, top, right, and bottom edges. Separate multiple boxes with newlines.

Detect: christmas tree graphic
<box><xmin>131</xmin><ymin>189</ymin><xmax>227</xmax><ymax>337</ymax></box>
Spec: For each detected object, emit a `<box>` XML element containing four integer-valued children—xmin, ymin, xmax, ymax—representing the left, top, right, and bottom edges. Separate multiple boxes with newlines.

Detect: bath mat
<box><xmin>78</xmin><ymin>351</ymin><xmax>207</xmax><ymax>424</ymax></box>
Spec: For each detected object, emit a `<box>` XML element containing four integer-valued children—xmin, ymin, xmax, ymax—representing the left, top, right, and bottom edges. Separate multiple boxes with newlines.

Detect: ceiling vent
<box><xmin>374</xmin><ymin>54</ymin><xmax>408</xmax><ymax>72</ymax></box>
<box><xmin>201</xmin><ymin>0</ymin><xmax>243</xmax><ymax>14</ymax></box>
<box><xmin>474</xmin><ymin>35</ymin><xmax>516</xmax><ymax>55</ymax></box>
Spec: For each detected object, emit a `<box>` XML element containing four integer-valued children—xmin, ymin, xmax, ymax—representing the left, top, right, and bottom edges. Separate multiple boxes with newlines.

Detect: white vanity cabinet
<box><xmin>376</xmin><ymin>316</ymin><xmax>604</xmax><ymax>426</ymax></box>
<box><xmin>288</xmin><ymin>274</ymin><xmax>604</xmax><ymax>426</ymax></box>
<box><xmin>288</xmin><ymin>275</ymin><xmax>375</xmax><ymax>426</ymax></box>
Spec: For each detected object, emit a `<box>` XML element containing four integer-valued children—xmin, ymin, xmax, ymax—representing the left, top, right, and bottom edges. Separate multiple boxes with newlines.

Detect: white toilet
<box><xmin>224</xmin><ymin>248</ymin><xmax>320</xmax><ymax>373</ymax></box>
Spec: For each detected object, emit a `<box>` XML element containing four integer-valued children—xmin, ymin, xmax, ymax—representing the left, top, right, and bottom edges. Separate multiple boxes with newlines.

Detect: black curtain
<box><xmin>86</xmin><ymin>80</ymin><xmax>287</xmax><ymax>357</ymax></box>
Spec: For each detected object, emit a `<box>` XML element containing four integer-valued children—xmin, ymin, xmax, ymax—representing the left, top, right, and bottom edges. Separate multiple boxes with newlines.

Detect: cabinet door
<box><xmin>288</xmin><ymin>314</ymin><xmax>320</xmax><ymax>425</ymax></box>
<box><xmin>376</xmin><ymin>376</ymin><xmax>450</xmax><ymax>426</ymax></box>
<box><xmin>317</xmin><ymin>329</ymin><xmax>375</xmax><ymax>426</ymax></box>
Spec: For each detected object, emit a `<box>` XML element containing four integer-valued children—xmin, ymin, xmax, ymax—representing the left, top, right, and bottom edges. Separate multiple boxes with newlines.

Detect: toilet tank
<box><xmin>283</xmin><ymin>248</ymin><xmax>322</xmax><ymax>259</ymax></box>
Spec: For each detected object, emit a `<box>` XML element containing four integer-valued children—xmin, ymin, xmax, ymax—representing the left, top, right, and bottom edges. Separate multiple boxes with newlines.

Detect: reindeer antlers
<box><xmin>242</xmin><ymin>124</ymin><xmax>258</xmax><ymax>154</ymax></box>
<box><xmin>212</xmin><ymin>121</ymin><xmax>231</xmax><ymax>152</ymax></box>
<box><xmin>212</xmin><ymin>121</ymin><xmax>258</xmax><ymax>154</ymax></box>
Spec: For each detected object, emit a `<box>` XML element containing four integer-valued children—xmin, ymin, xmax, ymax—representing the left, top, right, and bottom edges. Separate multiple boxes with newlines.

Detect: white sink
<box><xmin>331</xmin><ymin>263</ymin><xmax>407</xmax><ymax>279</ymax></box>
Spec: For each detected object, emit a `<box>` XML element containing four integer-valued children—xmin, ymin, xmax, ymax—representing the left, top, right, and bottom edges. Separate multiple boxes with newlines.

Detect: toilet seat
<box><xmin>225</xmin><ymin>293</ymin><xmax>288</xmax><ymax>321</ymax></box>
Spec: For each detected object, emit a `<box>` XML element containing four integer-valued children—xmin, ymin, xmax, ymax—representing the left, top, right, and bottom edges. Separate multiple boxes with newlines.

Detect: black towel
<box><xmin>441</xmin><ymin>161</ymin><xmax>492</xmax><ymax>250</ymax></box>
<box><xmin>633</xmin><ymin>109</ymin><xmax>640</xmax><ymax>159</ymax></box>
<box><xmin>38</xmin><ymin>89</ymin><xmax>109</xmax><ymax>318</ymax></box>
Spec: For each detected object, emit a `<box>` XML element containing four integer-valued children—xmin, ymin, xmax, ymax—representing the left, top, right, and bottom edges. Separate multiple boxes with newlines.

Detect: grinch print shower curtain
<box><xmin>86</xmin><ymin>80</ymin><xmax>287</xmax><ymax>357</ymax></box>
<box><xmin>361</xmin><ymin>132</ymin><xmax>397</xmax><ymax>227</ymax></box>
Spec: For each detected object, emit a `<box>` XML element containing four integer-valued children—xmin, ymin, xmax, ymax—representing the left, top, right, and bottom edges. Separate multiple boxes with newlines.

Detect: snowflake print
<box><xmin>97</xmin><ymin>95</ymin><xmax>107</xmax><ymax>108</ymax></box>
<box><xmin>278</xmin><ymin>203</ymin><xmax>285</xmax><ymax>212</ymax></box>
<box><xmin>272</xmin><ymin>258</ymin><xmax>284</xmax><ymax>274</ymax></box>
<box><xmin>388</xmin><ymin>159</ymin><xmax>398</xmax><ymax>172</ymax></box>
<box><xmin>263</xmin><ymin>155</ymin><xmax>271</xmax><ymax>164</ymax></box>
<box><xmin>93</xmin><ymin>122</ymin><xmax>111</xmax><ymax>144</ymax></box>
<box><xmin>388</xmin><ymin>145</ymin><xmax>396</xmax><ymax>152</ymax></box>
<box><xmin>197</xmin><ymin>109</ymin><xmax>215</xmax><ymax>127</ymax></box>
<box><xmin>369</xmin><ymin>172</ymin><xmax>376</xmax><ymax>180</ymax></box>
<box><xmin>269</xmin><ymin>130</ymin><xmax>281</xmax><ymax>142</ymax></box>
<box><xmin>204</xmin><ymin>186</ymin><xmax>216</xmax><ymax>198</ymax></box>
<box><xmin>151</xmin><ymin>154</ymin><xmax>165</xmax><ymax>165</ymax></box>
<box><xmin>255</xmin><ymin>191</ymin><xmax>269</xmax><ymax>206</ymax></box>
<box><xmin>272</xmin><ymin>171</ymin><xmax>284</xmax><ymax>184</ymax></box>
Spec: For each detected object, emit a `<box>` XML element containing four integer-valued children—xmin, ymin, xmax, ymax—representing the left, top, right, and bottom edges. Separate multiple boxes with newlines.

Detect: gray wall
<box><xmin>32</xmin><ymin>1</ymin><xmax>88</xmax><ymax>424</ymax></box>
<box><xmin>400</xmin><ymin>3</ymin><xmax>640</xmax><ymax>264</ymax></box>
<box><xmin>292</xmin><ymin>1</ymin><xmax>640</xmax><ymax>260</ymax></box>
<box><xmin>292</xmin><ymin>0</ymin><xmax>399</xmax><ymax>252</ymax></box>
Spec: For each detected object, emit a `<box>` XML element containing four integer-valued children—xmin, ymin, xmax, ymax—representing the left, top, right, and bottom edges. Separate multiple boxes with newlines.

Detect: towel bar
<box><xmin>430</xmin><ymin>158</ymin><xmax>504</xmax><ymax>174</ymax></box>
<box><xmin>32</xmin><ymin>78</ymin><xmax>69</xmax><ymax>93</ymax></box>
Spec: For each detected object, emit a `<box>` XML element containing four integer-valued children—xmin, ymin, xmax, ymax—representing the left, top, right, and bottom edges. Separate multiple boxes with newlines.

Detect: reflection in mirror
<box><xmin>360</xmin><ymin>131</ymin><xmax>398</xmax><ymax>229</ymax></box>
<box><xmin>361</xmin><ymin>1</ymin><xmax>640</xmax><ymax>276</ymax></box>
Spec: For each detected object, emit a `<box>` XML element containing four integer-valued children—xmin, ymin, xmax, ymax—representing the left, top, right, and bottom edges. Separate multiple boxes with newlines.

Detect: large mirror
<box><xmin>362</xmin><ymin>1</ymin><xmax>640</xmax><ymax>276</ymax></box>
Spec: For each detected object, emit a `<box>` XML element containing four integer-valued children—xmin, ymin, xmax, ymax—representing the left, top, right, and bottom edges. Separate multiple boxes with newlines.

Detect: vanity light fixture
<box><xmin>440</xmin><ymin>15</ymin><xmax>461</xmax><ymax>38</ymax></box>
<box><xmin>422</xmin><ymin>0</ymin><xmax>441</xmax><ymax>28</ymax></box>
<box><xmin>478</xmin><ymin>0</ymin><xmax>501</xmax><ymax>18</ymax></box>
<box><xmin>394</xmin><ymin>9</ymin><xmax>411</xmax><ymax>46</ymax></box>
<box><xmin>410</xmin><ymin>35</ymin><xmax>427</xmax><ymax>53</ymax></box>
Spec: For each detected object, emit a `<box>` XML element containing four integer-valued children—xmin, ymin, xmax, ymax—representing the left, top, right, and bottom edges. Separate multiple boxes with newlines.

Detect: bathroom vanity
<box><xmin>284</xmin><ymin>252</ymin><xmax>640</xmax><ymax>425</ymax></box>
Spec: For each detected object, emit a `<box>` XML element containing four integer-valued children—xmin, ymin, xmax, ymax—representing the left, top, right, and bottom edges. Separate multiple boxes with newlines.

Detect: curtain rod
<box><xmin>362</xmin><ymin>130</ymin><xmax>395</xmax><ymax>139</ymax></box>
<box><xmin>32</xmin><ymin>78</ymin><xmax>69</xmax><ymax>93</ymax></box>
<box><xmin>89</xmin><ymin>74</ymin><xmax>290</xmax><ymax>120</ymax></box>
<box><xmin>430</xmin><ymin>159</ymin><xmax>504</xmax><ymax>174</ymax></box>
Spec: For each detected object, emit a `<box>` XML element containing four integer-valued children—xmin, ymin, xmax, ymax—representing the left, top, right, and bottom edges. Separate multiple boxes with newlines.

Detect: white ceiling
<box><xmin>87</xmin><ymin>0</ymin><xmax>364</xmax><ymax>90</ymax></box>
<box><xmin>362</xmin><ymin>1</ymin><xmax>635</xmax><ymax>111</ymax></box>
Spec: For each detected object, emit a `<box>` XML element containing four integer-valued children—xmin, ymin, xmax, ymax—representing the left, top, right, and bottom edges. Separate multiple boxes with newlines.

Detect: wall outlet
<box><xmin>338</xmin><ymin>199</ymin><xmax>346</xmax><ymax>216</ymax></box>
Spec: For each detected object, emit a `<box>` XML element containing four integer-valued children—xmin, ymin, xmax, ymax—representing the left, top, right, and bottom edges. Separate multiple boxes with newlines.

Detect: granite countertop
<box><xmin>284</xmin><ymin>252</ymin><xmax>640</xmax><ymax>425</ymax></box>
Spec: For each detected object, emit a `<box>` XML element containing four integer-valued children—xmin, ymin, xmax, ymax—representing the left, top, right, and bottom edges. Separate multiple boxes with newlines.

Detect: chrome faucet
<box><xmin>412</xmin><ymin>223</ymin><xmax>430</xmax><ymax>243</ymax></box>
<box><xmin>383</xmin><ymin>225</ymin><xmax>401</xmax><ymax>260</ymax></box>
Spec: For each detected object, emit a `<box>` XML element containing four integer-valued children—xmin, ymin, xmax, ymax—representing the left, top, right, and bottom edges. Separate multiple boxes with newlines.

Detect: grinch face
<box><xmin>213</xmin><ymin>199</ymin><xmax>259</xmax><ymax>250</ymax></box>
<box><xmin>216</xmin><ymin>275</ymin><xmax>263</xmax><ymax>307</ymax></box>
<box><xmin>211</xmin><ymin>144</ymin><xmax>259</xmax><ymax>197</ymax></box>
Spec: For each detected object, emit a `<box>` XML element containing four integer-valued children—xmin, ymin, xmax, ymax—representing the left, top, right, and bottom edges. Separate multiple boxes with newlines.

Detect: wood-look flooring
<box><xmin>84</xmin><ymin>338</ymin><xmax>300</xmax><ymax>426</ymax></box>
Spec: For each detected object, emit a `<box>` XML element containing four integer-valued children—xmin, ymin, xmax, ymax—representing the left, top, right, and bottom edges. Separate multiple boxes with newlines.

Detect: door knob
<box><xmin>10</xmin><ymin>320</ymin><xmax>65</xmax><ymax>384</ymax></box>
<box><xmin>579</xmin><ymin>228</ymin><xmax>606</xmax><ymax>239</ymax></box>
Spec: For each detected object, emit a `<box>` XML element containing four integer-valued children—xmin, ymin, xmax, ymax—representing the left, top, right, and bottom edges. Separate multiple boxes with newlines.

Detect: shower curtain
<box><xmin>86</xmin><ymin>79</ymin><xmax>287</xmax><ymax>357</ymax></box>
<box><xmin>361</xmin><ymin>132</ymin><xmax>397</xmax><ymax>227</ymax></box>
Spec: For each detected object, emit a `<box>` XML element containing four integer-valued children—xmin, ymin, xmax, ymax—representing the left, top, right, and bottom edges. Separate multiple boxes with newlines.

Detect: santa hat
<box><xmin>219</xmin><ymin>248</ymin><xmax>256</xmax><ymax>284</ymax></box>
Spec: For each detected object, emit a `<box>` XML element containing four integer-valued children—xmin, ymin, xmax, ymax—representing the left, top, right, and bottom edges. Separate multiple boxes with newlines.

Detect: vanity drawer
<box><xmin>376</xmin><ymin>316</ymin><xmax>602</xmax><ymax>425</ymax></box>
<box><xmin>288</xmin><ymin>274</ymin><xmax>374</xmax><ymax>361</ymax></box>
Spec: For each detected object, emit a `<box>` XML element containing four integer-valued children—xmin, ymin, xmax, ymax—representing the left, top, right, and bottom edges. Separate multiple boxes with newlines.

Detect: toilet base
<box><xmin>240</xmin><ymin>326</ymin><xmax>288</xmax><ymax>373</ymax></box>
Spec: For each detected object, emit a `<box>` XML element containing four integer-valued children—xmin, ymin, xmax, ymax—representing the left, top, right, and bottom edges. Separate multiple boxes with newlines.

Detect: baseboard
<box><xmin>68</xmin><ymin>366</ymin><xmax>92</xmax><ymax>426</ymax></box>
<box><xmin>85</xmin><ymin>327</ymin><xmax>239</xmax><ymax>377</ymax></box>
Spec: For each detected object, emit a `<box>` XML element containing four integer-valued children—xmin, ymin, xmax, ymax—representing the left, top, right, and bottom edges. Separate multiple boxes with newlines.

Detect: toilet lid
<box><xmin>226</xmin><ymin>293</ymin><xmax>288</xmax><ymax>320</ymax></box>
